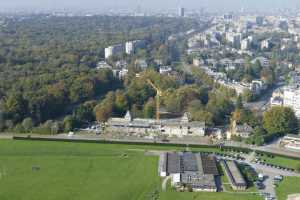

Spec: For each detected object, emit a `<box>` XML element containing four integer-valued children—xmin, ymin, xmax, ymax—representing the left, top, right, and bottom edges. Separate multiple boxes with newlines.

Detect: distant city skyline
<box><xmin>1</xmin><ymin>0</ymin><xmax>300</xmax><ymax>12</ymax></box>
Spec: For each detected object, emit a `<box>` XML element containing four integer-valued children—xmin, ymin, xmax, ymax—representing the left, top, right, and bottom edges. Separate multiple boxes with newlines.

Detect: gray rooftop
<box><xmin>181</xmin><ymin>152</ymin><xmax>198</xmax><ymax>172</ymax></box>
<box><xmin>167</xmin><ymin>153</ymin><xmax>181</xmax><ymax>174</ymax></box>
<box><xmin>200</xmin><ymin>154</ymin><xmax>219</xmax><ymax>175</ymax></box>
<box><xmin>181</xmin><ymin>172</ymin><xmax>216</xmax><ymax>190</ymax></box>
<box><xmin>223</xmin><ymin>160</ymin><xmax>246</xmax><ymax>187</ymax></box>
<box><xmin>236</xmin><ymin>124</ymin><xmax>253</xmax><ymax>133</ymax></box>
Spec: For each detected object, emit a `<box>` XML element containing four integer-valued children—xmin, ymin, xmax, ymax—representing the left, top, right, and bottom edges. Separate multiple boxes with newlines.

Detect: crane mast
<box><xmin>147</xmin><ymin>79</ymin><xmax>162</xmax><ymax>123</ymax></box>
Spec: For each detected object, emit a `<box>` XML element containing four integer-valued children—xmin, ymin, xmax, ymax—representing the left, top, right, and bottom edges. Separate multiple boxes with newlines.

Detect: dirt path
<box><xmin>162</xmin><ymin>176</ymin><xmax>171</xmax><ymax>191</ymax></box>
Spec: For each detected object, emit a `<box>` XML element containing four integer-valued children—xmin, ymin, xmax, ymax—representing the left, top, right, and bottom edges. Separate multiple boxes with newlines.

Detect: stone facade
<box><xmin>106</xmin><ymin>111</ymin><xmax>205</xmax><ymax>137</ymax></box>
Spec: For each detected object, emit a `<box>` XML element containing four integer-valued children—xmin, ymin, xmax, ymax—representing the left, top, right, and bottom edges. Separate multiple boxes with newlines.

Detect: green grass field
<box><xmin>0</xmin><ymin>140</ymin><xmax>262</xmax><ymax>200</ymax></box>
<box><xmin>276</xmin><ymin>177</ymin><xmax>300</xmax><ymax>200</ymax></box>
<box><xmin>0</xmin><ymin>140</ymin><xmax>161</xmax><ymax>200</ymax></box>
<box><xmin>161</xmin><ymin>191</ymin><xmax>261</xmax><ymax>200</ymax></box>
<box><xmin>258</xmin><ymin>154</ymin><xmax>300</xmax><ymax>170</ymax></box>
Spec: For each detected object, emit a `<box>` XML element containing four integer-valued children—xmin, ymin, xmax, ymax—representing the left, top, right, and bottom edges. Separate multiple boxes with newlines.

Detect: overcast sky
<box><xmin>1</xmin><ymin>0</ymin><xmax>300</xmax><ymax>12</ymax></box>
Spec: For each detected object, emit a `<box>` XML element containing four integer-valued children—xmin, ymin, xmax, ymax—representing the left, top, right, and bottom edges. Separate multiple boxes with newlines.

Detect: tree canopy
<box><xmin>263</xmin><ymin>106</ymin><xmax>299</xmax><ymax>136</ymax></box>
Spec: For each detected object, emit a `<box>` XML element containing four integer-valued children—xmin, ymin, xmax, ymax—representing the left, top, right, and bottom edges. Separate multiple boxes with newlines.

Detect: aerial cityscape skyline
<box><xmin>1</xmin><ymin>0</ymin><xmax>300</xmax><ymax>12</ymax></box>
<box><xmin>1</xmin><ymin>1</ymin><xmax>300</xmax><ymax>200</ymax></box>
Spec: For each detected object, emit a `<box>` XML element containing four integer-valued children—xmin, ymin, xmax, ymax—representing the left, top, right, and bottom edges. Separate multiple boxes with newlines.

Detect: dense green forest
<box><xmin>0</xmin><ymin>15</ymin><xmax>201</xmax><ymax>133</ymax></box>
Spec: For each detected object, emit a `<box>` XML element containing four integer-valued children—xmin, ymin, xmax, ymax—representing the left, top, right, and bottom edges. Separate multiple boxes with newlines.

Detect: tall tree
<box><xmin>263</xmin><ymin>106</ymin><xmax>298</xmax><ymax>135</ymax></box>
<box><xmin>143</xmin><ymin>98</ymin><xmax>156</xmax><ymax>118</ymax></box>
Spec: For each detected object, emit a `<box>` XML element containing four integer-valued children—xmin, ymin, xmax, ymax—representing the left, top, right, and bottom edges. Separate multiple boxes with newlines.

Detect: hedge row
<box><xmin>13</xmin><ymin>136</ymin><xmax>251</xmax><ymax>153</ymax></box>
<box><xmin>255</xmin><ymin>150</ymin><xmax>300</xmax><ymax>161</ymax></box>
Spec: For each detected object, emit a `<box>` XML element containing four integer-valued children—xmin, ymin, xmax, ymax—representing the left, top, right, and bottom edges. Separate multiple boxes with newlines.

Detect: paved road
<box><xmin>249</xmin><ymin>162</ymin><xmax>300</xmax><ymax>200</ymax></box>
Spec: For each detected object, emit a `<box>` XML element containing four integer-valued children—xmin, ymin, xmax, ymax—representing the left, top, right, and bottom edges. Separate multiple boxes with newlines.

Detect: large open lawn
<box><xmin>0</xmin><ymin>139</ymin><xmax>262</xmax><ymax>200</ymax></box>
<box><xmin>257</xmin><ymin>154</ymin><xmax>300</xmax><ymax>170</ymax></box>
<box><xmin>276</xmin><ymin>177</ymin><xmax>300</xmax><ymax>200</ymax></box>
<box><xmin>0</xmin><ymin>140</ymin><xmax>161</xmax><ymax>200</ymax></box>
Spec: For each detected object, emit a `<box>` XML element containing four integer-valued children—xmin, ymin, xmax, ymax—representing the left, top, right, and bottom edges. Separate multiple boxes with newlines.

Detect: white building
<box><xmin>250</xmin><ymin>80</ymin><xmax>267</xmax><ymax>95</ymax></box>
<box><xmin>106</xmin><ymin>111</ymin><xmax>206</xmax><ymax>138</ymax></box>
<box><xmin>281</xmin><ymin>134</ymin><xmax>300</xmax><ymax>151</ymax></box>
<box><xmin>227</xmin><ymin>121</ymin><xmax>253</xmax><ymax>139</ymax></box>
<box><xmin>96</xmin><ymin>61</ymin><xmax>112</xmax><ymax>70</ymax></box>
<box><xmin>105</xmin><ymin>44</ymin><xmax>124</xmax><ymax>59</ymax></box>
<box><xmin>159</xmin><ymin>66</ymin><xmax>172</xmax><ymax>75</ymax></box>
<box><xmin>283</xmin><ymin>86</ymin><xmax>300</xmax><ymax>118</ymax></box>
<box><xmin>226</xmin><ymin>33</ymin><xmax>241</xmax><ymax>48</ymax></box>
<box><xmin>193</xmin><ymin>58</ymin><xmax>205</xmax><ymax>67</ymax></box>
<box><xmin>261</xmin><ymin>39</ymin><xmax>270</xmax><ymax>50</ymax></box>
<box><xmin>241</xmin><ymin>39</ymin><xmax>250</xmax><ymax>50</ymax></box>
<box><xmin>270</xmin><ymin>96</ymin><xmax>284</xmax><ymax>107</ymax></box>
<box><xmin>125</xmin><ymin>40</ymin><xmax>145</xmax><ymax>55</ymax></box>
<box><xmin>115</xmin><ymin>60</ymin><xmax>128</xmax><ymax>69</ymax></box>
<box><xmin>116</xmin><ymin>68</ymin><xmax>129</xmax><ymax>79</ymax></box>
<box><xmin>234</xmin><ymin>59</ymin><xmax>245</xmax><ymax>67</ymax></box>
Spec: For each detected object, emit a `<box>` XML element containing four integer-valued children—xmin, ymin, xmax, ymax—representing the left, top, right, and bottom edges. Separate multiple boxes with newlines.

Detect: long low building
<box><xmin>281</xmin><ymin>134</ymin><xmax>300</xmax><ymax>151</ymax></box>
<box><xmin>159</xmin><ymin>152</ymin><xmax>219</xmax><ymax>192</ymax></box>
<box><xmin>106</xmin><ymin>111</ymin><xmax>205</xmax><ymax>138</ymax></box>
<box><xmin>222</xmin><ymin>160</ymin><xmax>247</xmax><ymax>191</ymax></box>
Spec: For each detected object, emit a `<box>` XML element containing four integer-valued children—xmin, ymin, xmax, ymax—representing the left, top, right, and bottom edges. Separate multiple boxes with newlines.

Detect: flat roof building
<box><xmin>283</xmin><ymin>86</ymin><xmax>300</xmax><ymax>118</ymax></box>
<box><xmin>181</xmin><ymin>172</ymin><xmax>217</xmax><ymax>192</ymax></box>
<box><xmin>159</xmin><ymin>152</ymin><xmax>219</xmax><ymax>192</ymax></box>
<box><xmin>222</xmin><ymin>160</ymin><xmax>247</xmax><ymax>190</ymax></box>
<box><xmin>167</xmin><ymin>153</ymin><xmax>181</xmax><ymax>174</ymax></box>
<box><xmin>281</xmin><ymin>134</ymin><xmax>300</xmax><ymax>151</ymax></box>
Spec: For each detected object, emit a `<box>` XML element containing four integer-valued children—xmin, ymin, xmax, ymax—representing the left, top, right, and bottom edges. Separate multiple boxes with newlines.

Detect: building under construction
<box><xmin>106</xmin><ymin>111</ymin><xmax>206</xmax><ymax>137</ymax></box>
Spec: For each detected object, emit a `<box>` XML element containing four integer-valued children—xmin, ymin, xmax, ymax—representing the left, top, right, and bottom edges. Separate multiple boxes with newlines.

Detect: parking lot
<box><xmin>216</xmin><ymin>152</ymin><xmax>300</xmax><ymax>200</ymax></box>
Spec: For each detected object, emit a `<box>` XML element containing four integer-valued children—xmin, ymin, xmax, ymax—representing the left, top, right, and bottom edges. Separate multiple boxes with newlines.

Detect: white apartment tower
<box><xmin>283</xmin><ymin>87</ymin><xmax>300</xmax><ymax>118</ymax></box>
<box><xmin>125</xmin><ymin>40</ymin><xmax>144</xmax><ymax>55</ymax></box>
<box><xmin>261</xmin><ymin>39</ymin><xmax>270</xmax><ymax>50</ymax></box>
<box><xmin>241</xmin><ymin>39</ymin><xmax>249</xmax><ymax>50</ymax></box>
<box><xmin>125</xmin><ymin>42</ymin><xmax>134</xmax><ymax>55</ymax></box>
<box><xmin>105</xmin><ymin>44</ymin><xmax>124</xmax><ymax>59</ymax></box>
<box><xmin>179</xmin><ymin>7</ymin><xmax>185</xmax><ymax>17</ymax></box>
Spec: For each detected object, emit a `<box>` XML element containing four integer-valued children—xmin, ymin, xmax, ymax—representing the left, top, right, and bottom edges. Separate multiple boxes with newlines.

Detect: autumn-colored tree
<box><xmin>143</xmin><ymin>98</ymin><xmax>156</xmax><ymax>118</ymax></box>
<box><xmin>94</xmin><ymin>92</ymin><xmax>115</xmax><ymax>122</ymax></box>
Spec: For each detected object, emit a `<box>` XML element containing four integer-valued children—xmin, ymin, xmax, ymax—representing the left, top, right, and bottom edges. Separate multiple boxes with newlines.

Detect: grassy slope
<box><xmin>276</xmin><ymin>177</ymin><xmax>300</xmax><ymax>200</ymax></box>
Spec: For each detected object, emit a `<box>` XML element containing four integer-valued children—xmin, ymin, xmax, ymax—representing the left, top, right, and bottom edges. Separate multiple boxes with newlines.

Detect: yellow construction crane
<box><xmin>147</xmin><ymin>79</ymin><xmax>162</xmax><ymax>122</ymax></box>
